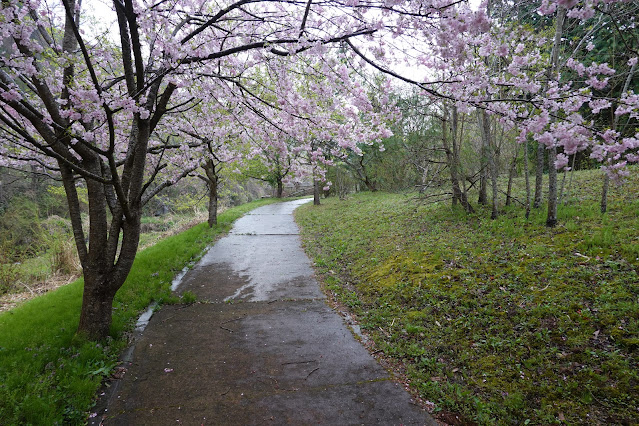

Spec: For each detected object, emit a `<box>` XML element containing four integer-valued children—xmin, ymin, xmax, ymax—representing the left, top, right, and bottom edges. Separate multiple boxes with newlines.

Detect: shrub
<box><xmin>49</xmin><ymin>237</ymin><xmax>80</xmax><ymax>275</ymax></box>
<box><xmin>0</xmin><ymin>262</ymin><xmax>19</xmax><ymax>295</ymax></box>
<box><xmin>0</xmin><ymin>197</ymin><xmax>42</xmax><ymax>259</ymax></box>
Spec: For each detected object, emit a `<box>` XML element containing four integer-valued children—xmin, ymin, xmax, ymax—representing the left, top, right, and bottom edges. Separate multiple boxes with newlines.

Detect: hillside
<box><xmin>295</xmin><ymin>169</ymin><xmax>639</xmax><ymax>425</ymax></box>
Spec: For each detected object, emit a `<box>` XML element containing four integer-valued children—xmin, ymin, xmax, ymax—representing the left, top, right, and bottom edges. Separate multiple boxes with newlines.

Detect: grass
<box><xmin>1</xmin><ymin>243</ymin><xmax>73</xmax><ymax>298</ymax></box>
<box><xmin>2</xmin><ymin>210</ymin><xmax>217</xmax><ymax>301</ymax></box>
<box><xmin>138</xmin><ymin>212</ymin><xmax>207</xmax><ymax>250</ymax></box>
<box><xmin>4</xmin><ymin>212</ymin><xmax>207</xmax><ymax>297</ymax></box>
<box><xmin>294</xmin><ymin>170</ymin><xmax>639</xmax><ymax>425</ymax></box>
<box><xmin>0</xmin><ymin>197</ymin><xmax>282</xmax><ymax>424</ymax></box>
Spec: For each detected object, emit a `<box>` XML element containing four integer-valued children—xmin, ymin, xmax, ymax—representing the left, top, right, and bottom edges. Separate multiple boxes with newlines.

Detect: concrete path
<box><xmin>96</xmin><ymin>199</ymin><xmax>437</xmax><ymax>425</ymax></box>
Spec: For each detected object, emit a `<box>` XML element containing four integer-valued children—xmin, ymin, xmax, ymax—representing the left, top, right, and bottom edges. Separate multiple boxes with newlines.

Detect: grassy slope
<box><xmin>0</xmin><ymin>198</ymin><xmax>281</xmax><ymax>424</ymax></box>
<box><xmin>295</xmin><ymin>170</ymin><xmax>638</xmax><ymax>425</ymax></box>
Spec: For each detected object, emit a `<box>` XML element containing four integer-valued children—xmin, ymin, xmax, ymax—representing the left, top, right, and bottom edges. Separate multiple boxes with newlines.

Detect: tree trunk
<box><xmin>276</xmin><ymin>178</ymin><xmax>283</xmax><ymax>198</ymax></box>
<box><xmin>204</xmin><ymin>159</ymin><xmax>219</xmax><ymax>227</ymax></box>
<box><xmin>313</xmin><ymin>178</ymin><xmax>321</xmax><ymax>205</ymax></box>
<box><xmin>73</xmin><ymin>120</ymin><xmax>151</xmax><ymax>339</ymax></box>
<box><xmin>208</xmin><ymin>175</ymin><xmax>218</xmax><ymax>227</ymax></box>
<box><xmin>76</xmin><ymin>212</ymin><xmax>141</xmax><ymax>340</ymax></box>
<box><xmin>363</xmin><ymin>177</ymin><xmax>377</xmax><ymax>192</ymax></box>
<box><xmin>545</xmin><ymin>6</ymin><xmax>566</xmax><ymax>228</ymax></box>
<box><xmin>506</xmin><ymin>146</ymin><xmax>518</xmax><ymax>207</ymax></box>
<box><xmin>444</xmin><ymin>106</ymin><xmax>474</xmax><ymax>213</ymax></box>
<box><xmin>477</xmin><ymin>108</ymin><xmax>488</xmax><ymax>206</ymax></box>
<box><xmin>359</xmin><ymin>156</ymin><xmax>377</xmax><ymax>192</ymax></box>
<box><xmin>450</xmin><ymin>109</ymin><xmax>459</xmax><ymax>206</ymax></box>
<box><xmin>77</xmin><ymin>273</ymin><xmax>120</xmax><ymax>340</ymax></box>
<box><xmin>479</xmin><ymin>110</ymin><xmax>499</xmax><ymax>219</ymax></box>
<box><xmin>546</xmin><ymin>146</ymin><xmax>558</xmax><ymax>227</ymax></box>
<box><xmin>524</xmin><ymin>138</ymin><xmax>531</xmax><ymax>219</ymax></box>
<box><xmin>421</xmin><ymin>157</ymin><xmax>429</xmax><ymax>188</ymax></box>
<box><xmin>600</xmin><ymin>173</ymin><xmax>609</xmax><ymax>214</ymax></box>
<box><xmin>533</xmin><ymin>142</ymin><xmax>544</xmax><ymax>208</ymax></box>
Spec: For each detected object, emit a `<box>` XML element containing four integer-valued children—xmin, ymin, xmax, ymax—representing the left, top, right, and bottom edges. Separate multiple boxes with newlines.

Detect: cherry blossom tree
<box><xmin>345</xmin><ymin>0</ymin><xmax>637</xmax><ymax>224</ymax></box>
<box><xmin>2</xmin><ymin>0</ymin><xmax>636</xmax><ymax>340</ymax></box>
<box><xmin>0</xmin><ymin>0</ymin><xmax>395</xmax><ymax>340</ymax></box>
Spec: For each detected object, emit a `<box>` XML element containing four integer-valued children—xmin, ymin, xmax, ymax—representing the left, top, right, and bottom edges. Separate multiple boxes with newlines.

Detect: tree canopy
<box><xmin>0</xmin><ymin>0</ymin><xmax>637</xmax><ymax>339</ymax></box>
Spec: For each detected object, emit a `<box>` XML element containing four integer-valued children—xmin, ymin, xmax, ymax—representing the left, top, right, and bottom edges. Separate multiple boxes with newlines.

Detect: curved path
<box><xmin>98</xmin><ymin>199</ymin><xmax>437</xmax><ymax>425</ymax></box>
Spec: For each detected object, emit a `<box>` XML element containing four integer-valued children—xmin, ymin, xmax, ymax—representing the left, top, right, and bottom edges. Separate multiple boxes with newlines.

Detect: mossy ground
<box><xmin>295</xmin><ymin>170</ymin><xmax>638</xmax><ymax>425</ymax></box>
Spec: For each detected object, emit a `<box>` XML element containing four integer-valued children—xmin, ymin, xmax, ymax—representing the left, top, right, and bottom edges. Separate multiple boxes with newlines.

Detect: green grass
<box><xmin>15</xmin><ymin>256</ymin><xmax>51</xmax><ymax>281</ymax></box>
<box><xmin>295</xmin><ymin>172</ymin><xmax>639</xmax><ymax>425</ymax></box>
<box><xmin>0</xmin><ymin>197</ymin><xmax>282</xmax><ymax>424</ymax></box>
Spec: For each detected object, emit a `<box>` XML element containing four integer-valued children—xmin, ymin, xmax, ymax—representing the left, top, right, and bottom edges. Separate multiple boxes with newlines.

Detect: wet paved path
<box><xmin>99</xmin><ymin>199</ymin><xmax>437</xmax><ymax>425</ymax></box>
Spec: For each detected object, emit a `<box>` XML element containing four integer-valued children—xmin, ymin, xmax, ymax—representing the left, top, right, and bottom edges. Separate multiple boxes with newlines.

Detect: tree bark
<box><xmin>524</xmin><ymin>138</ymin><xmax>531</xmax><ymax>219</ymax></box>
<box><xmin>204</xmin><ymin>159</ymin><xmax>219</xmax><ymax>227</ymax></box>
<box><xmin>506</xmin><ymin>145</ymin><xmax>518</xmax><ymax>207</ymax></box>
<box><xmin>276</xmin><ymin>178</ymin><xmax>283</xmax><ymax>198</ymax></box>
<box><xmin>478</xmin><ymin>138</ymin><xmax>488</xmax><ymax>206</ymax></box>
<box><xmin>208</xmin><ymin>177</ymin><xmax>218</xmax><ymax>227</ymax></box>
<box><xmin>533</xmin><ymin>142</ymin><xmax>544</xmax><ymax>208</ymax></box>
<box><xmin>546</xmin><ymin>146</ymin><xmax>558</xmax><ymax>227</ymax></box>
<box><xmin>444</xmin><ymin>105</ymin><xmax>474</xmax><ymax>213</ymax></box>
<box><xmin>358</xmin><ymin>156</ymin><xmax>377</xmax><ymax>192</ymax></box>
<box><xmin>71</xmin><ymin>81</ymin><xmax>155</xmax><ymax>340</ymax></box>
<box><xmin>545</xmin><ymin>6</ymin><xmax>566</xmax><ymax>228</ymax></box>
<box><xmin>77</xmin><ymin>271</ymin><xmax>121</xmax><ymax>339</ymax></box>
<box><xmin>363</xmin><ymin>176</ymin><xmax>377</xmax><ymax>192</ymax></box>
<box><xmin>313</xmin><ymin>178</ymin><xmax>321</xmax><ymax>205</ymax></box>
<box><xmin>600</xmin><ymin>174</ymin><xmax>609</xmax><ymax>214</ymax></box>
<box><xmin>479</xmin><ymin>110</ymin><xmax>499</xmax><ymax>219</ymax></box>
<box><xmin>344</xmin><ymin>156</ymin><xmax>377</xmax><ymax>192</ymax></box>
<box><xmin>208</xmin><ymin>178</ymin><xmax>217</xmax><ymax>228</ymax></box>
<box><xmin>74</xmin><ymin>192</ymin><xmax>142</xmax><ymax>340</ymax></box>
<box><xmin>74</xmin><ymin>157</ymin><xmax>145</xmax><ymax>339</ymax></box>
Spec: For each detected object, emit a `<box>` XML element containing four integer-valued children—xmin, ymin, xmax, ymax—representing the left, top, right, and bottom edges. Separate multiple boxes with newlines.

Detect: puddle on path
<box><xmin>135</xmin><ymin>304</ymin><xmax>156</xmax><ymax>332</ymax></box>
<box><xmin>170</xmin><ymin>266</ymin><xmax>190</xmax><ymax>291</ymax></box>
<box><xmin>135</xmin><ymin>265</ymin><xmax>190</xmax><ymax>332</ymax></box>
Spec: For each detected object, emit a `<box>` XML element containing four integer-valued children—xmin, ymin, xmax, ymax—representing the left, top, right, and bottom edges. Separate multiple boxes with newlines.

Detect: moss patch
<box><xmin>295</xmin><ymin>172</ymin><xmax>639</xmax><ymax>425</ymax></box>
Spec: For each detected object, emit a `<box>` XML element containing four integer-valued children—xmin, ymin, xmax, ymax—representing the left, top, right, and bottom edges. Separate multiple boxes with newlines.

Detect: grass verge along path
<box><xmin>0</xmin><ymin>198</ymin><xmax>281</xmax><ymax>424</ymax></box>
<box><xmin>295</xmin><ymin>180</ymin><xmax>638</xmax><ymax>425</ymax></box>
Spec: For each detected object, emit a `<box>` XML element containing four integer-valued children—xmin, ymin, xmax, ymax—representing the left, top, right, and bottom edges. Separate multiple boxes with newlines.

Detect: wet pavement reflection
<box><xmin>95</xmin><ymin>198</ymin><xmax>437</xmax><ymax>425</ymax></box>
